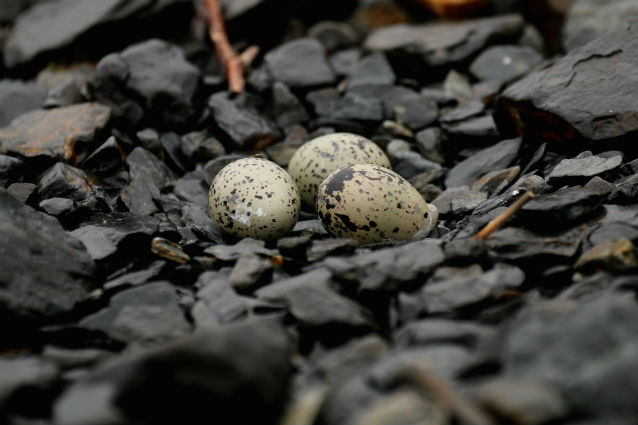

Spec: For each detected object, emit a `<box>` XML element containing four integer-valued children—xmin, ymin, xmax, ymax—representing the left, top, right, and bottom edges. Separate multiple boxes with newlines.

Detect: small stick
<box><xmin>203</xmin><ymin>0</ymin><xmax>245</xmax><ymax>93</ymax></box>
<box><xmin>472</xmin><ymin>191</ymin><xmax>534</xmax><ymax>240</ymax></box>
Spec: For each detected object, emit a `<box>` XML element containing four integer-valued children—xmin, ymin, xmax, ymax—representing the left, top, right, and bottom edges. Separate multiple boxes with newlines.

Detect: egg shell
<box><xmin>316</xmin><ymin>163</ymin><xmax>438</xmax><ymax>244</ymax></box>
<box><xmin>288</xmin><ymin>133</ymin><xmax>391</xmax><ymax>208</ymax></box>
<box><xmin>208</xmin><ymin>158</ymin><xmax>300</xmax><ymax>241</ymax></box>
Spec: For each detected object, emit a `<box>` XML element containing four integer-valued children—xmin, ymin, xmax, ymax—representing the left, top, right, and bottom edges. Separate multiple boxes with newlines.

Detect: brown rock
<box><xmin>574</xmin><ymin>237</ymin><xmax>638</xmax><ymax>273</ymax></box>
<box><xmin>0</xmin><ymin>103</ymin><xmax>110</xmax><ymax>164</ymax></box>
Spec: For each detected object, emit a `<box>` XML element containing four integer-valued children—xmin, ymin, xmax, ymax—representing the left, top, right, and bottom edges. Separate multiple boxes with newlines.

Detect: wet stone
<box><xmin>0</xmin><ymin>188</ymin><xmax>95</xmax><ymax>319</ymax></box>
<box><xmin>88</xmin><ymin>39</ymin><xmax>201</xmax><ymax>128</ymax></box>
<box><xmin>445</xmin><ymin>137</ymin><xmax>521</xmax><ymax>188</ymax></box>
<box><xmin>419</xmin><ymin>263</ymin><xmax>525</xmax><ymax>314</ymax></box>
<box><xmin>562</xmin><ymin>0</ymin><xmax>638</xmax><ymax>52</ymax></box>
<box><xmin>208</xmin><ymin>92</ymin><xmax>280</xmax><ymax>149</ymax></box>
<box><xmin>0</xmin><ymin>79</ymin><xmax>47</xmax><ymax>127</ymax></box>
<box><xmin>347</xmin><ymin>53</ymin><xmax>395</xmax><ymax>87</ymax></box>
<box><xmin>469</xmin><ymin>45</ymin><xmax>543</xmax><ymax>83</ymax></box>
<box><xmin>364</xmin><ymin>14</ymin><xmax>524</xmax><ymax>79</ymax></box>
<box><xmin>54</xmin><ymin>320</ymin><xmax>292</xmax><ymax>425</ymax></box>
<box><xmin>79</xmin><ymin>281</ymin><xmax>191</xmax><ymax>344</ymax></box>
<box><xmin>0</xmin><ymin>102</ymin><xmax>110</xmax><ymax>164</ymax></box>
<box><xmin>265</xmin><ymin>38</ymin><xmax>336</xmax><ymax>89</ymax></box>
<box><xmin>504</xmin><ymin>293</ymin><xmax>638</xmax><ymax>421</ymax></box>
<box><xmin>6</xmin><ymin>182</ymin><xmax>36</xmax><ymax>204</ymax></box>
<box><xmin>496</xmin><ymin>21</ymin><xmax>638</xmax><ymax>150</ymax></box>
<box><xmin>547</xmin><ymin>153</ymin><xmax>623</xmax><ymax>185</ymax></box>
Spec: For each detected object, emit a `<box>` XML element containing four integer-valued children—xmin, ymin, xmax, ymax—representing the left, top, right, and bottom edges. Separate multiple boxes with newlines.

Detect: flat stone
<box><xmin>440</xmin><ymin>99</ymin><xmax>485</xmax><ymax>124</ymax></box>
<box><xmin>265</xmin><ymin>38</ymin><xmax>336</xmax><ymax>88</ymax></box>
<box><xmin>475</xmin><ymin>378</ymin><xmax>567</xmax><ymax>425</ymax></box>
<box><xmin>79</xmin><ymin>281</ymin><xmax>191</xmax><ymax>343</ymax></box>
<box><xmin>0</xmin><ymin>188</ymin><xmax>94</xmax><ymax>319</ymax></box>
<box><xmin>173</xmin><ymin>177</ymin><xmax>208</xmax><ymax>208</ymax></box>
<box><xmin>270</xmin><ymin>82</ymin><xmax>309</xmax><ymax>129</ymax></box>
<box><xmin>504</xmin><ymin>293</ymin><xmax>638</xmax><ymax>421</ymax></box>
<box><xmin>54</xmin><ymin>320</ymin><xmax>292</xmax><ymax>425</ymax></box>
<box><xmin>443</xmin><ymin>114</ymin><xmax>501</xmax><ymax>146</ymax></box>
<box><xmin>324</xmin><ymin>239</ymin><xmax>445</xmax><ymax>292</ymax></box>
<box><xmin>347</xmin><ymin>84</ymin><xmax>419</xmax><ymax>118</ymax></box>
<box><xmin>88</xmin><ymin>39</ymin><xmax>201</xmax><ymax>128</ymax></box>
<box><xmin>0</xmin><ymin>102</ymin><xmax>110</xmax><ymax>164</ymax></box>
<box><xmin>256</xmin><ymin>268</ymin><xmax>373</xmax><ymax>331</ymax></box>
<box><xmin>415</xmin><ymin>127</ymin><xmax>445</xmax><ymax>164</ymax></box>
<box><xmin>203</xmin><ymin>237</ymin><xmax>277</xmax><ymax>262</ymax></box>
<box><xmin>445</xmin><ymin>137</ymin><xmax>521</xmax><ymax>188</ymax></box>
<box><xmin>469</xmin><ymin>45</ymin><xmax>543</xmax><ymax>82</ymax></box>
<box><xmin>547</xmin><ymin>154</ymin><xmax>623</xmax><ymax>184</ymax></box>
<box><xmin>588</xmin><ymin>222</ymin><xmax>638</xmax><ymax>246</ymax></box>
<box><xmin>69</xmin><ymin>212</ymin><xmax>159</xmax><ymax>262</ymax></box>
<box><xmin>39</xmin><ymin>197</ymin><xmax>75</xmax><ymax>217</ymax></box>
<box><xmin>496</xmin><ymin>21</ymin><xmax>638</xmax><ymax>150</ymax></box>
<box><xmin>208</xmin><ymin>92</ymin><xmax>280</xmax><ymax>149</ymax></box>
<box><xmin>120</xmin><ymin>147</ymin><xmax>174</xmax><ymax>216</ymax></box>
<box><xmin>37</xmin><ymin>162</ymin><xmax>97</xmax><ymax>202</ymax></box>
<box><xmin>393</xmin><ymin>94</ymin><xmax>438</xmax><ymax>131</ymax></box>
<box><xmin>574</xmin><ymin>237</ymin><xmax>638</xmax><ymax>273</ymax></box>
<box><xmin>180</xmin><ymin>131</ymin><xmax>225</xmax><ymax>163</ymax></box>
<box><xmin>347</xmin><ymin>52</ymin><xmax>395</xmax><ymax>87</ymax></box>
<box><xmin>420</xmin><ymin>263</ymin><xmax>525</xmax><ymax>313</ymax></box>
<box><xmin>228</xmin><ymin>251</ymin><xmax>274</xmax><ymax>291</ymax></box>
<box><xmin>431</xmin><ymin>186</ymin><xmax>487</xmax><ymax>216</ymax></box>
<box><xmin>486</xmin><ymin>226</ymin><xmax>586</xmax><ymax>262</ymax></box>
<box><xmin>6</xmin><ymin>182</ymin><xmax>36</xmax><ymax>204</ymax></box>
<box><xmin>0</xmin><ymin>79</ymin><xmax>47</xmax><ymax>127</ymax></box>
<box><xmin>307</xmin><ymin>238</ymin><xmax>357</xmax><ymax>263</ymax></box>
<box><xmin>609</xmin><ymin>173</ymin><xmax>638</xmax><ymax>203</ymax></box>
<box><xmin>562</xmin><ymin>0</ymin><xmax>638</xmax><ymax>52</ymax></box>
<box><xmin>364</xmin><ymin>14</ymin><xmax>524</xmax><ymax>79</ymax></box>
<box><xmin>471</xmin><ymin>165</ymin><xmax>520</xmax><ymax>195</ymax></box>
<box><xmin>308</xmin><ymin>21</ymin><xmax>357</xmax><ymax>53</ymax></box>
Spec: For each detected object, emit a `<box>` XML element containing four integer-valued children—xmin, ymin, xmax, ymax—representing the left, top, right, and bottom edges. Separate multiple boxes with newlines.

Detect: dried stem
<box><xmin>203</xmin><ymin>0</ymin><xmax>245</xmax><ymax>93</ymax></box>
<box><xmin>473</xmin><ymin>191</ymin><xmax>535</xmax><ymax>240</ymax></box>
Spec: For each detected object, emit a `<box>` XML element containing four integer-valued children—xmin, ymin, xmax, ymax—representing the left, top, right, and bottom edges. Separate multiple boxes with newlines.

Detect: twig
<box><xmin>472</xmin><ymin>191</ymin><xmax>534</xmax><ymax>240</ymax></box>
<box><xmin>402</xmin><ymin>365</ymin><xmax>494</xmax><ymax>425</ymax></box>
<box><xmin>203</xmin><ymin>0</ymin><xmax>245</xmax><ymax>93</ymax></box>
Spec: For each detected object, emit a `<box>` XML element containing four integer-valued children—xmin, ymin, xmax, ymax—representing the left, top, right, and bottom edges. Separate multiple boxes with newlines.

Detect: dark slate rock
<box><xmin>415</xmin><ymin>127</ymin><xmax>445</xmax><ymax>164</ymax></box>
<box><xmin>202</xmin><ymin>153</ymin><xmax>247</xmax><ymax>186</ymax></box>
<box><xmin>504</xmin><ymin>293</ymin><xmax>638</xmax><ymax>421</ymax></box>
<box><xmin>181</xmin><ymin>131</ymin><xmax>225</xmax><ymax>163</ymax></box>
<box><xmin>588</xmin><ymin>222</ymin><xmax>638</xmax><ymax>247</ymax></box>
<box><xmin>445</xmin><ymin>137</ymin><xmax>521</xmax><ymax>188</ymax></box>
<box><xmin>307</xmin><ymin>238</ymin><xmax>357</xmax><ymax>263</ymax></box>
<box><xmin>256</xmin><ymin>268</ymin><xmax>373</xmax><ymax>331</ymax></box>
<box><xmin>80</xmin><ymin>281</ymin><xmax>191</xmax><ymax>343</ymax></box>
<box><xmin>331</xmin><ymin>91</ymin><xmax>384</xmax><ymax>122</ymax></box>
<box><xmin>173</xmin><ymin>177</ymin><xmax>208</xmax><ymax>208</ymax></box>
<box><xmin>81</xmin><ymin>136</ymin><xmax>125</xmax><ymax>178</ymax></box>
<box><xmin>431</xmin><ymin>186</ymin><xmax>487</xmax><ymax>216</ymax></box>
<box><xmin>323</xmin><ymin>239</ymin><xmax>445</xmax><ymax>292</ymax></box>
<box><xmin>469</xmin><ymin>45</ymin><xmax>543</xmax><ymax>82</ymax></box>
<box><xmin>0</xmin><ymin>356</ymin><xmax>59</xmax><ymax>416</ymax></box>
<box><xmin>517</xmin><ymin>185</ymin><xmax>608</xmax><ymax>230</ymax></box>
<box><xmin>0</xmin><ymin>79</ymin><xmax>47</xmax><ymax>127</ymax></box>
<box><xmin>6</xmin><ymin>182</ymin><xmax>36</xmax><ymax>204</ymax></box>
<box><xmin>443</xmin><ymin>114</ymin><xmax>500</xmax><ymax>145</ymax></box>
<box><xmin>419</xmin><ymin>263</ymin><xmax>525</xmax><ymax>313</ymax></box>
<box><xmin>39</xmin><ymin>197</ymin><xmax>75</xmax><ymax>217</ymax></box>
<box><xmin>308</xmin><ymin>21</ymin><xmax>357</xmax><ymax>53</ymax></box>
<box><xmin>270</xmin><ymin>81</ymin><xmax>309</xmax><ymax>129</ymax></box>
<box><xmin>228</xmin><ymin>251</ymin><xmax>274</xmax><ymax>292</ymax></box>
<box><xmin>0</xmin><ymin>102</ymin><xmax>110</xmax><ymax>164</ymax></box>
<box><xmin>0</xmin><ymin>0</ymin><xmax>35</xmax><ymax>23</ymax></box>
<box><xmin>54</xmin><ymin>320</ymin><xmax>293</xmax><ymax>425</ymax></box>
<box><xmin>208</xmin><ymin>91</ymin><xmax>280</xmax><ymax>149</ymax></box>
<box><xmin>135</xmin><ymin>128</ymin><xmax>164</xmax><ymax>158</ymax></box>
<box><xmin>88</xmin><ymin>39</ymin><xmax>201</xmax><ymax>128</ymax></box>
<box><xmin>104</xmin><ymin>260</ymin><xmax>165</xmax><ymax>291</ymax></box>
<box><xmin>474</xmin><ymin>378</ymin><xmax>567</xmax><ymax>425</ymax></box>
<box><xmin>496</xmin><ymin>20</ymin><xmax>638</xmax><ymax>150</ymax></box>
<box><xmin>562</xmin><ymin>0</ymin><xmax>638</xmax><ymax>52</ymax></box>
<box><xmin>547</xmin><ymin>153</ymin><xmax>623</xmax><ymax>185</ymax></box>
<box><xmin>347</xmin><ymin>53</ymin><xmax>395</xmax><ymax>87</ymax></box>
<box><xmin>36</xmin><ymin>162</ymin><xmax>97</xmax><ymax>202</ymax></box>
<box><xmin>0</xmin><ymin>154</ymin><xmax>22</xmax><ymax>185</ymax></box>
<box><xmin>329</xmin><ymin>48</ymin><xmax>362</xmax><ymax>77</ymax></box>
<box><xmin>609</xmin><ymin>173</ymin><xmax>638</xmax><ymax>203</ymax></box>
<box><xmin>160</xmin><ymin>131</ymin><xmax>193</xmax><ymax>173</ymax></box>
<box><xmin>121</xmin><ymin>147</ymin><xmax>173</xmax><ymax>216</ymax></box>
<box><xmin>391</xmin><ymin>150</ymin><xmax>442</xmax><ymax>180</ymax></box>
<box><xmin>471</xmin><ymin>165</ymin><xmax>520</xmax><ymax>196</ymax></box>
<box><xmin>0</xmin><ymin>188</ymin><xmax>94</xmax><ymax>319</ymax></box>
<box><xmin>265</xmin><ymin>38</ymin><xmax>336</xmax><ymax>89</ymax></box>
<box><xmin>69</xmin><ymin>212</ymin><xmax>159</xmax><ymax>262</ymax></box>
<box><xmin>486</xmin><ymin>226</ymin><xmax>587</xmax><ymax>262</ymax></box>
<box><xmin>440</xmin><ymin>99</ymin><xmax>485</xmax><ymax>124</ymax></box>
<box><xmin>347</xmin><ymin>84</ymin><xmax>419</xmax><ymax>118</ymax></box>
<box><xmin>393</xmin><ymin>94</ymin><xmax>438</xmax><ymax>131</ymax></box>
<box><xmin>306</xmin><ymin>88</ymin><xmax>340</xmax><ymax>117</ymax></box>
<box><xmin>395</xmin><ymin>318</ymin><xmax>496</xmax><ymax>349</ymax></box>
<box><xmin>364</xmin><ymin>14</ymin><xmax>524</xmax><ymax>79</ymax></box>
<box><xmin>204</xmin><ymin>238</ymin><xmax>277</xmax><ymax>262</ymax></box>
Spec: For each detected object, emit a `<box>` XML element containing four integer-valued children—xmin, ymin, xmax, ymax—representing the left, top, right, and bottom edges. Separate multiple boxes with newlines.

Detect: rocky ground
<box><xmin>1</xmin><ymin>0</ymin><xmax>637</xmax><ymax>424</ymax></box>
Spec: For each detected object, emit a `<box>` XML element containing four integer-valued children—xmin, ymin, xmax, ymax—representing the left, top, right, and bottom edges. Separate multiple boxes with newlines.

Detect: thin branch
<box><xmin>203</xmin><ymin>0</ymin><xmax>245</xmax><ymax>93</ymax></box>
<box><xmin>472</xmin><ymin>191</ymin><xmax>535</xmax><ymax>240</ymax></box>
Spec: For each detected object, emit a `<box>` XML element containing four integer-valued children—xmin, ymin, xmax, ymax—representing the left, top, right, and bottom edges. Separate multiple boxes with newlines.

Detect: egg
<box><xmin>208</xmin><ymin>158</ymin><xmax>300</xmax><ymax>240</ymax></box>
<box><xmin>316</xmin><ymin>164</ymin><xmax>438</xmax><ymax>244</ymax></box>
<box><xmin>288</xmin><ymin>133</ymin><xmax>391</xmax><ymax>208</ymax></box>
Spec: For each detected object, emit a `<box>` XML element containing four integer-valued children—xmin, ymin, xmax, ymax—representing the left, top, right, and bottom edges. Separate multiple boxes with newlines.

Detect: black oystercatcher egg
<box><xmin>208</xmin><ymin>158</ymin><xmax>300</xmax><ymax>240</ymax></box>
<box><xmin>288</xmin><ymin>132</ymin><xmax>391</xmax><ymax>207</ymax></box>
<box><xmin>316</xmin><ymin>163</ymin><xmax>438</xmax><ymax>244</ymax></box>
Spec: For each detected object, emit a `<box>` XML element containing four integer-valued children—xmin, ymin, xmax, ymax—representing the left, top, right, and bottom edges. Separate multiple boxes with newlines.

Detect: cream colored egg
<box><xmin>316</xmin><ymin>163</ymin><xmax>438</xmax><ymax>244</ymax></box>
<box><xmin>208</xmin><ymin>158</ymin><xmax>300</xmax><ymax>240</ymax></box>
<box><xmin>288</xmin><ymin>133</ymin><xmax>391</xmax><ymax>208</ymax></box>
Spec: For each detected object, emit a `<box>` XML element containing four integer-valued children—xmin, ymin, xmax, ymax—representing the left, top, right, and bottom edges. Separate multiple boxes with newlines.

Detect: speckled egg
<box><xmin>316</xmin><ymin>164</ymin><xmax>438</xmax><ymax>244</ymax></box>
<box><xmin>288</xmin><ymin>133</ymin><xmax>391</xmax><ymax>207</ymax></box>
<box><xmin>208</xmin><ymin>158</ymin><xmax>300</xmax><ymax>240</ymax></box>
